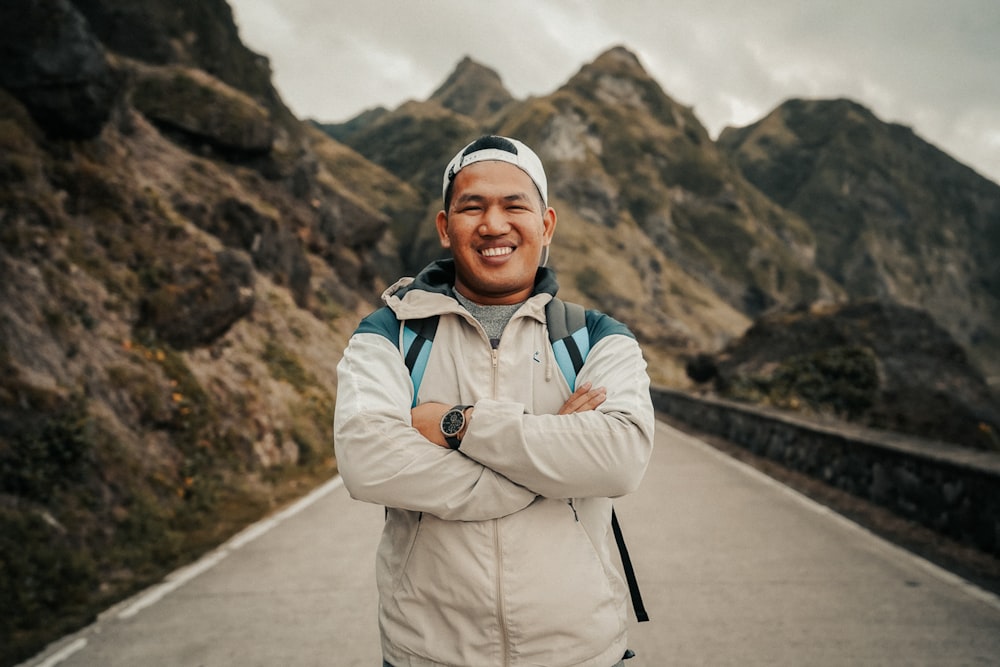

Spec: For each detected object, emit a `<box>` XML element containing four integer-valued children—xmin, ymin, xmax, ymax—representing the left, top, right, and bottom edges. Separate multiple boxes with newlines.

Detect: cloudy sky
<box><xmin>228</xmin><ymin>0</ymin><xmax>1000</xmax><ymax>184</ymax></box>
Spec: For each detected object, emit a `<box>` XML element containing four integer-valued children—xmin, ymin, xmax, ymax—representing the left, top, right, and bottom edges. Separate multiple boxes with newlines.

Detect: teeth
<box><xmin>482</xmin><ymin>247</ymin><xmax>513</xmax><ymax>257</ymax></box>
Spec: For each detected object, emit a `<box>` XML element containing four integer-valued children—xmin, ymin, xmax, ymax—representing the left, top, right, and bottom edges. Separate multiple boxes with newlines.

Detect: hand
<box><xmin>558</xmin><ymin>382</ymin><xmax>606</xmax><ymax>415</ymax></box>
<box><xmin>411</xmin><ymin>402</ymin><xmax>451</xmax><ymax>447</ymax></box>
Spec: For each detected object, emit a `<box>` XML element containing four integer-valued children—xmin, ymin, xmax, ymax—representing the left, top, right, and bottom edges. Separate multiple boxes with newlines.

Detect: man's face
<box><xmin>436</xmin><ymin>161</ymin><xmax>557</xmax><ymax>305</ymax></box>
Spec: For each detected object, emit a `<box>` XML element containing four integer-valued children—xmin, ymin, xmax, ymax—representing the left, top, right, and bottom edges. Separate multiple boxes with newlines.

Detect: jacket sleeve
<box><xmin>334</xmin><ymin>331</ymin><xmax>538</xmax><ymax>521</ymax></box>
<box><xmin>457</xmin><ymin>333</ymin><xmax>655</xmax><ymax>500</ymax></box>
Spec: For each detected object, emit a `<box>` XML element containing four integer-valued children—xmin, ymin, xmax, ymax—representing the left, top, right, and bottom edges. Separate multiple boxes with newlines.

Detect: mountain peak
<box><xmin>593</xmin><ymin>45</ymin><xmax>645</xmax><ymax>70</ymax></box>
<box><xmin>428</xmin><ymin>56</ymin><xmax>514</xmax><ymax>120</ymax></box>
<box><xmin>578</xmin><ymin>45</ymin><xmax>651</xmax><ymax>80</ymax></box>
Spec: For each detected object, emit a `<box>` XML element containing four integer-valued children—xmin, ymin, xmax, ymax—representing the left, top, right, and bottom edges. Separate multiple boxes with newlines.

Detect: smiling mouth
<box><xmin>480</xmin><ymin>247</ymin><xmax>514</xmax><ymax>257</ymax></box>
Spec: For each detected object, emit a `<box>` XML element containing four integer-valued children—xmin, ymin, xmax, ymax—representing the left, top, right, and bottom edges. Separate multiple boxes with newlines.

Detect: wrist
<box><xmin>458</xmin><ymin>407</ymin><xmax>474</xmax><ymax>441</ymax></box>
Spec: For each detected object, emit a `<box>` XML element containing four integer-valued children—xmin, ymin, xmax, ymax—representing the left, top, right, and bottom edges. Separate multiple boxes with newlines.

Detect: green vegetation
<box><xmin>262</xmin><ymin>339</ymin><xmax>315</xmax><ymax>391</ymax></box>
<box><xmin>726</xmin><ymin>345</ymin><xmax>880</xmax><ymax>418</ymax></box>
<box><xmin>290</xmin><ymin>388</ymin><xmax>336</xmax><ymax>467</ymax></box>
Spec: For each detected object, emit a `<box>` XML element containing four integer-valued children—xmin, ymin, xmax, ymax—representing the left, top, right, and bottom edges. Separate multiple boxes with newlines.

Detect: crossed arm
<box><xmin>335</xmin><ymin>332</ymin><xmax>653</xmax><ymax>519</ymax></box>
<box><xmin>410</xmin><ymin>382</ymin><xmax>608</xmax><ymax>447</ymax></box>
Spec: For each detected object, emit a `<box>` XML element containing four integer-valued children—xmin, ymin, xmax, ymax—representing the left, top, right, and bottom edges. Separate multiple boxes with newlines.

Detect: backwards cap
<box><xmin>442</xmin><ymin>135</ymin><xmax>547</xmax><ymax>205</ymax></box>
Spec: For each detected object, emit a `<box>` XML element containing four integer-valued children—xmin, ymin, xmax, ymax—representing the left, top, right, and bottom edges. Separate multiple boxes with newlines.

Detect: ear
<box><xmin>435</xmin><ymin>210</ymin><xmax>451</xmax><ymax>248</ymax></box>
<box><xmin>541</xmin><ymin>207</ymin><xmax>557</xmax><ymax>246</ymax></box>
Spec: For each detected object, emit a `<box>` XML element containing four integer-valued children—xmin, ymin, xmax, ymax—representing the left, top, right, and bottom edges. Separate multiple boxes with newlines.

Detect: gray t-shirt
<box><xmin>454</xmin><ymin>292</ymin><xmax>524</xmax><ymax>349</ymax></box>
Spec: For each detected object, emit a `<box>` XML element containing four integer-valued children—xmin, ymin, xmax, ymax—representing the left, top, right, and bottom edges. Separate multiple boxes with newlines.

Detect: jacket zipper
<box><xmin>488</xmin><ymin>343</ymin><xmax>509</xmax><ymax>663</ymax></box>
<box><xmin>491</xmin><ymin>347</ymin><xmax>499</xmax><ymax>398</ymax></box>
<box><xmin>465</xmin><ymin>310</ymin><xmax>512</xmax><ymax>664</ymax></box>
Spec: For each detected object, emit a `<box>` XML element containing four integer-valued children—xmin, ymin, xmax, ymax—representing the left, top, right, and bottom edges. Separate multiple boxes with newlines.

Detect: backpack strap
<box><xmin>402</xmin><ymin>316</ymin><xmax>439</xmax><ymax>408</ymax></box>
<box><xmin>549</xmin><ymin>298</ymin><xmax>649</xmax><ymax>623</ymax></box>
<box><xmin>546</xmin><ymin>298</ymin><xmax>590</xmax><ymax>391</ymax></box>
<box><xmin>402</xmin><ymin>298</ymin><xmax>590</xmax><ymax>401</ymax></box>
<box><xmin>612</xmin><ymin>508</ymin><xmax>649</xmax><ymax>622</ymax></box>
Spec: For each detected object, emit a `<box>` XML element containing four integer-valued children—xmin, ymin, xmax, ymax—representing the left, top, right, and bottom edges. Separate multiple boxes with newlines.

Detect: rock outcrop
<box><xmin>0</xmin><ymin>0</ymin><xmax>123</xmax><ymax>139</ymax></box>
<box><xmin>704</xmin><ymin>301</ymin><xmax>1000</xmax><ymax>450</ymax></box>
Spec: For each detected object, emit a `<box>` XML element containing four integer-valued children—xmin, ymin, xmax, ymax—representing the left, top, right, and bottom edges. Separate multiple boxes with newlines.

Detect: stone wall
<box><xmin>651</xmin><ymin>387</ymin><xmax>1000</xmax><ymax>556</ymax></box>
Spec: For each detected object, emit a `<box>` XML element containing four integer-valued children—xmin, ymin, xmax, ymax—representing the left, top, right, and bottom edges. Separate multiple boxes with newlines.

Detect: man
<box><xmin>334</xmin><ymin>135</ymin><xmax>655</xmax><ymax>667</ymax></box>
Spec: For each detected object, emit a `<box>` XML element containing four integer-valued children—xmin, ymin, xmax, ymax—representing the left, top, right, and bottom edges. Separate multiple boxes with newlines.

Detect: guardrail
<box><xmin>650</xmin><ymin>386</ymin><xmax>1000</xmax><ymax>557</ymax></box>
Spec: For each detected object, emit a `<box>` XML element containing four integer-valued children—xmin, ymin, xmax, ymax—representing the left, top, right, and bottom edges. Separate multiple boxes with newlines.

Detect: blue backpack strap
<box><xmin>354</xmin><ymin>307</ymin><xmax>440</xmax><ymax>408</ymax></box>
<box><xmin>546</xmin><ymin>298</ymin><xmax>590</xmax><ymax>391</ymax></box>
<box><xmin>402</xmin><ymin>316</ymin><xmax>439</xmax><ymax>407</ymax></box>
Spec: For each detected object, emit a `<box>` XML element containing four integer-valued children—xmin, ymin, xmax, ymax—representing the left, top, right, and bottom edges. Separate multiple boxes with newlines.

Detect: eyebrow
<box><xmin>454</xmin><ymin>192</ymin><xmax>533</xmax><ymax>205</ymax></box>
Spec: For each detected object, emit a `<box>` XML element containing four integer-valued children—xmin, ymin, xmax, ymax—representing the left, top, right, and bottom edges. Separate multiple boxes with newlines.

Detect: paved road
<box><xmin>23</xmin><ymin>420</ymin><xmax>1000</xmax><ymax>666</ymax></box>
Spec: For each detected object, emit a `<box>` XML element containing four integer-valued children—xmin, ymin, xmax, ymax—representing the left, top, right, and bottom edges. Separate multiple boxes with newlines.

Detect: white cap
<box><xmin>442</xmin><ymin>136</ymin><xmax>548</xmax><ymax>205</ymax></box>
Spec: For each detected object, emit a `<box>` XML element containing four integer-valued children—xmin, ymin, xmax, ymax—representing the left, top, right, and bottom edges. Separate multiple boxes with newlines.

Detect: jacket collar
<box><xmin>382</xmin><ymin>259</ymin><xmax>559</xmax><ymax>320</ymax></box>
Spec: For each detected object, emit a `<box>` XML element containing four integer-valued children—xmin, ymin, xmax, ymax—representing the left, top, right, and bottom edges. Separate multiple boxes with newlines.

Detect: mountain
<box><xmin>718</xmin><ymin>98</ymin><xmax>1000</xmax><ymax>378</ymax></box>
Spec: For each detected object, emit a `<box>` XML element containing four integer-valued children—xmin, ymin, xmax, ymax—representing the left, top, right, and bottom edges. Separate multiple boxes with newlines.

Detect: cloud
<box><xmin>228</xmin><ymin>0</ymin><xmax>1000</xmax><ymax>184</ymax></box>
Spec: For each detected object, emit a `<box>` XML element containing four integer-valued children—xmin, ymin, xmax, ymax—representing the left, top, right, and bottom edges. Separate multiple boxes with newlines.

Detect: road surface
<box><xmin>23</xmin><ymin>420</ymin><xmax>1000</xmax><ymax>666</ymax></box>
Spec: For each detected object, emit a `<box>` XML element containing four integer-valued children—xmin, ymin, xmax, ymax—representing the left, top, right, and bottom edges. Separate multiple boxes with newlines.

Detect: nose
<box><xmin>479</xmin><ymin>204</ymin><xmax>511</xmax><ymax>236</ymax></box>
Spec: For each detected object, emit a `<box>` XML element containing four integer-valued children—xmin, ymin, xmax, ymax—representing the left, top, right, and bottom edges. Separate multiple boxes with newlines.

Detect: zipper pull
<box><xmin>568</xmin><ymin>499</ymin><xmax>579</xmax><ymax>521</ymax></box>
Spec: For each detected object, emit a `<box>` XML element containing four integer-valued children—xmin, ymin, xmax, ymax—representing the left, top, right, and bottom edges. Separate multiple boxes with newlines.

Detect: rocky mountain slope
<box><xmin>1</xmin><ymin>0</ymin><xmax>420</xmax><ymax>662</ymax></box>
<box><xmin>719</xmin><ymin>99</ymin><xmax>1000</xmax><ymax>378</ymax></box>
<box><xmin>2</xmin><ymin>1</ymin><xmax>999</xmax><ymax>663</ymax></box>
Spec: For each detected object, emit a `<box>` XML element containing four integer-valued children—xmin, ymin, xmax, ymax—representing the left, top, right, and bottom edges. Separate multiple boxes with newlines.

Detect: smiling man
<box><xmin>334</xmin><ymin>136</ymin><xmax>655</xmax><ymax>667</ymax></box>
<box><xmin>437</xmin><ymin>138</ymin><xmax>556</xmax><ymax>306</ymax></box>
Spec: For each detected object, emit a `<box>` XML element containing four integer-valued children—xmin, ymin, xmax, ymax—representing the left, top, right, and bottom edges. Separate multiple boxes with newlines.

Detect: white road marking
<box><xmin>33</xmin><ymin>639</ymin><xmax>87</xmax><ymax>667</ymax></box>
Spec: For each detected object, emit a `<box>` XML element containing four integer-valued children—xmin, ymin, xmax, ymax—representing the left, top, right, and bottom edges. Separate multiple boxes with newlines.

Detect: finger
<box><xmin>559</xmin><ymin>386</ymin><xmax>607</xmax><ymax>414</ymax></box>
<box><xmin>557</xmin><ymin>383</ymin><xmax>591</xmax><ymax>414</ymax></box>
<box><xmin>558</xmin><ymin>386</ymin><xmax>590</xmax><ymax>414</ymax></box>
<box><xmin>578</xmin><ymin>387</ymin><xmax>607</xmax><ymax>411</ymax></box>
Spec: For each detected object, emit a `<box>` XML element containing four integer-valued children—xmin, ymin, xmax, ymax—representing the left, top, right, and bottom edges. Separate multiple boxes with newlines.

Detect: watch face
<box><xmin>441</xmin><ymin>409</ymin><xmax>465</xmax><ymax>437</ymax></box>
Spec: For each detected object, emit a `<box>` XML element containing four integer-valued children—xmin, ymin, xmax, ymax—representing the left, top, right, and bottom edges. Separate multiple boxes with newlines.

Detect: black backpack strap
<box><xmin>612</xmin><ymin>507</ymin><xmax>649</xmax><ymax>622</ymax></box>
<box><xmin>402</xmin><ymin>316</ymin><xmax>439</xmax><ymax>371</ymax></box>
<box><xmin>402</xmin><ymin>315</ymin><xmax>439</xmax><ymax>407</ymax></box>
<box><xmin>545</xmin><ymin>298</ymin><xmax>589</xmax><ymax>389</ymax></box>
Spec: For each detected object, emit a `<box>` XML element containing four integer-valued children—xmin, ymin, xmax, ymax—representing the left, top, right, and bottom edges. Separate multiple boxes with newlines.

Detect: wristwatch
<box><xmin>440</xmin><ymin>405</ymin><xmax>472</xmax><ymax>450</ymax></box>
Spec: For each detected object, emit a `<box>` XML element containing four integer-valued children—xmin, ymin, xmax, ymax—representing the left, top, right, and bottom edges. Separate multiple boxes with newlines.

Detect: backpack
<box><xmin>401</xmin><ymin>297</ymin><xmax>649</xmax><ymax>623</ymax></box>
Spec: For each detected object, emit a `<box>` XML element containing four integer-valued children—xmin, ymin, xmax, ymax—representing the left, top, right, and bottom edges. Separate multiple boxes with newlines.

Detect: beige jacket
<box><xmin>334</xmin><ymin>261</ymin><xmax>655</xmax><ymax>666</ymax></box>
